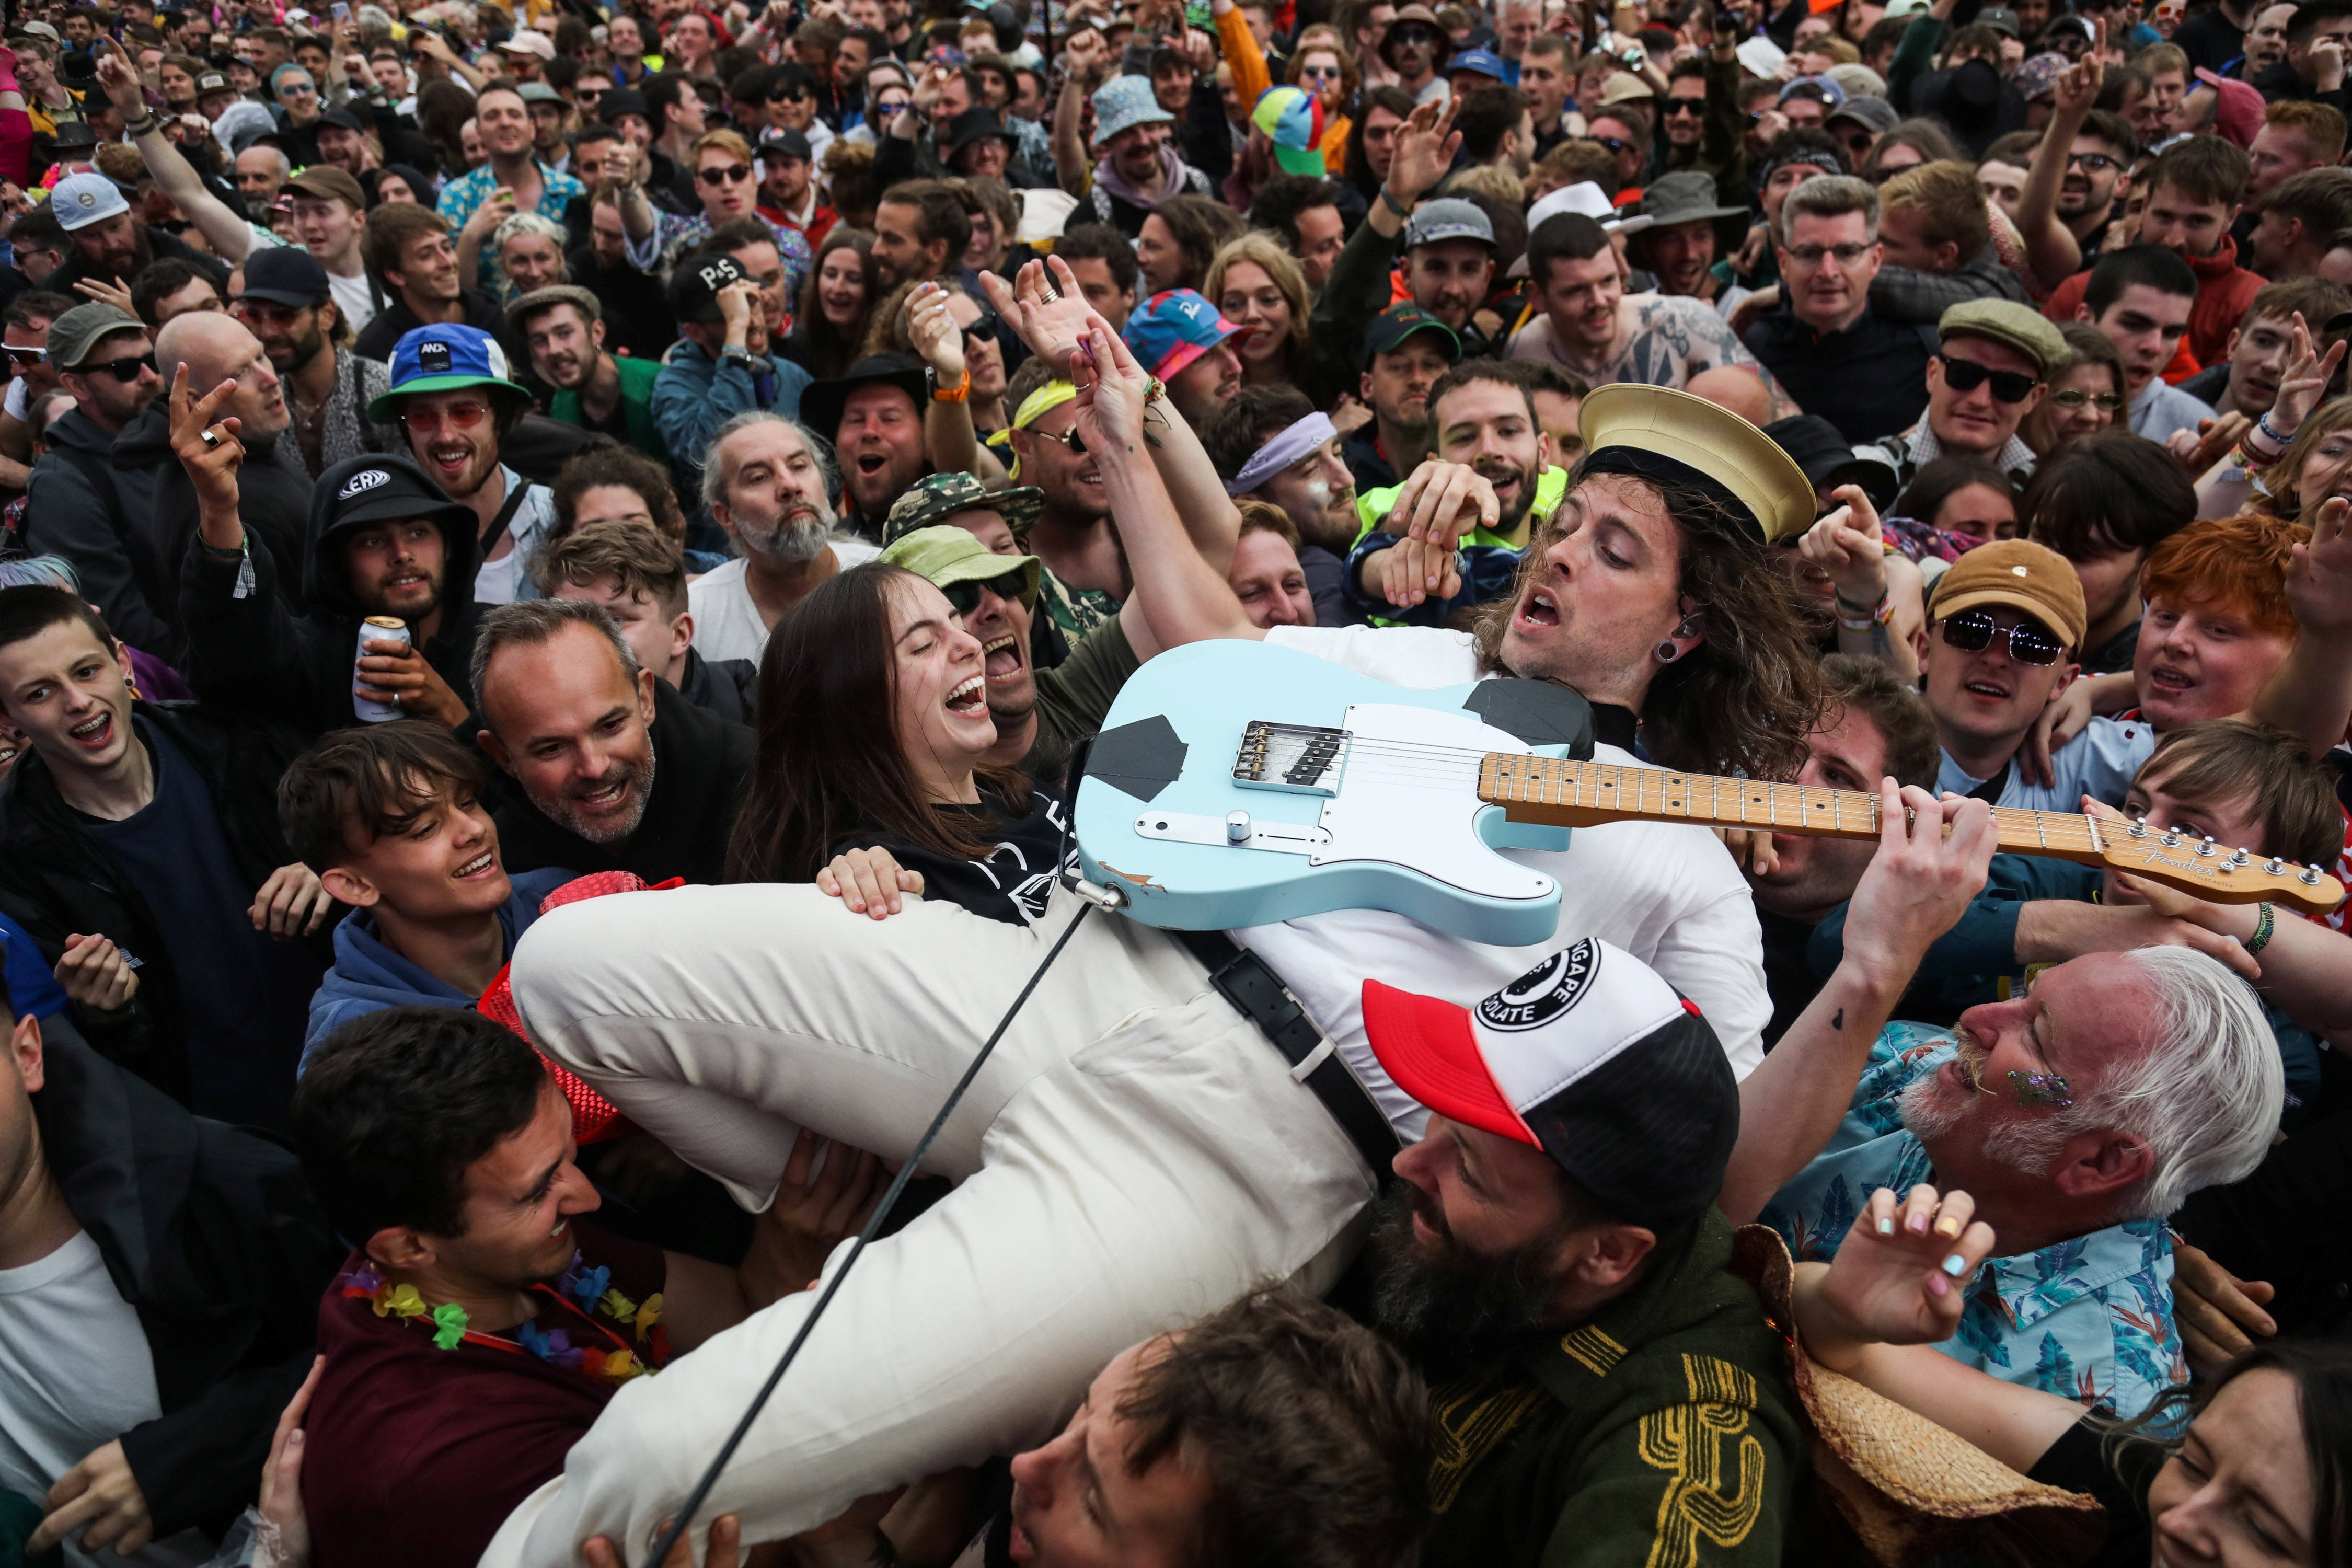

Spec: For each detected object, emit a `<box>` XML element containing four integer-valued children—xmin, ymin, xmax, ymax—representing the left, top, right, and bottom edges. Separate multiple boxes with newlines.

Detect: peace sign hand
<box><xmin>2268</xmin><ymin>310</ymin><xmax>2348</xmax><ymax>439</ymax></box>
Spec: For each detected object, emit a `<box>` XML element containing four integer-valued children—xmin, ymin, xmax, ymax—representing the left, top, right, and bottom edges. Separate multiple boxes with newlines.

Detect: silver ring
<box><xmin>199</xmin><ymin>429</ymin><xmax>222</xmax><ymax>448</ymax></box>
<box><xmin>1040</xmin><ymin>279</ymin><xmax>1062</xmax><ymax>303</ymax></box>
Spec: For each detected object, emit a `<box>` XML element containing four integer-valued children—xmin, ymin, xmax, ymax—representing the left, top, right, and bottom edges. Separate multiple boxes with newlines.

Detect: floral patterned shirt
<box><xmin>1761</xmin><ymin>1022</ymin><xmax>2187</xmax><ymax>1420</ymax></box>
<box><xmin>436</xmin><ymin>159</ymin><xmax>587</xmax><ymax>298</ymax></box>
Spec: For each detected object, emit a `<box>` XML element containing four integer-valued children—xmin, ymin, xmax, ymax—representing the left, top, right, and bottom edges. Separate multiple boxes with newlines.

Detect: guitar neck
<box><xmin>1474</xmin><ymin>752</ymin><xmax>2341</xmax><ymax>915</ymax></box>
<box><xmin>1477</xmin><ymin>753</ymin><xmax>2109</xmax><ymax>860</ymax></box>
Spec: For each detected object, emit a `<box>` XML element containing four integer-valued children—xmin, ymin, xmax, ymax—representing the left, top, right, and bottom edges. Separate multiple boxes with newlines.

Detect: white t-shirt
<box><xmin>327</xmin><ymin>266</ymin><xmax>378</xmax><ymax>336</ymax></box>
<box><xmin>0</xmin><ymin>1231</ymin><xmax>210</xmax><ymax>1567</ymax></box>
<box><xmin>471</xmin><ymin>474</ymin><xmax>560</xmax><ymax>607</ymax></box>
<box><xmin>1240</xmin><ymin>625</ymin><xmax>1773</xmax><ymax>1142</ymax></box>
<box><xmin>687</xmin><ymin>540</ymin><xmax>883</xmax><ymax>665</ymax></box>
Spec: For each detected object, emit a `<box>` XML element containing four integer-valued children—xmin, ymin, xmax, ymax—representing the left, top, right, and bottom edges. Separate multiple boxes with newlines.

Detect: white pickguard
<box><xmin>1310</xmin><ymin>703</ymin><xmax>1554</xmax><ymax>903</ymax></box>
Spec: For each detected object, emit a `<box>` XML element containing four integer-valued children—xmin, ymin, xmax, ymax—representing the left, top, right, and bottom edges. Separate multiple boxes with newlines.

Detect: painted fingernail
<box><xmin>1934</xmin><ymin>1214</ymin><xmax>1964</xmax><ymax>1238</ymax></box>
<box><xmin>1876</xmin><ymin>1216</ymin><xmax>1894</xmax><ymax>1236</ymax></box>
<box><xmin>1940</xmin><ymin>1253</ymin><xmax>1969</xmax><ymax>1277</ymax></box>
<box><xmin>1908</xmin><ymin>1212</ymin><xmax>1931</xmax><ymax>1234</ymax></box>
<box><xmin>1927</xmin><ymin>1272</ymin><xmax>1947</xmax><ymax>1297</ymax></box>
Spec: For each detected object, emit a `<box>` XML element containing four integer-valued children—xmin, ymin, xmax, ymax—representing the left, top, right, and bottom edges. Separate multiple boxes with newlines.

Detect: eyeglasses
<box><xmin>1299</xmin><ymin>63</ymin><xmax>1342</xmax><ymax>79</ymax></box>
<box><xmin>2048</xmin><ymin>386</ymin><xmax>2125</xmax><ymax>412</ymax></box>
<box><xmin>1388</xmin><ymin>25</ymin><xmax>1438</xmax><ymax>45</ymax></box>
<box><xmin>400</xmin><ymin>399</ymin><xmax>491</xmax><ymax>432</ymax></box>
<box><xmin>1664</xmin><ymin>97</ymin><xmax>1705</xmax><ymax>116</ymax></box>
<box><xmin>770</xmin><ymin>85</ymin><xmax>815</xmax><ymax>101</ymax></box>
<box><xmin>3</xmin><ymin>345</ymin><xmax>47</xmax><ymax>366</ymax></box>
<box><xmin>79</xmin><ymin>354</ymin><xmax>154</xmax><ymax>382</ymax></box>
<box><xmin>1783</xmin><ymin>240</ymin><xmax>1874</xmax><ymax>266</ymax></box>
<box><xmin>1939</xmin><ymin>609</ymin><xmax>2066</xmax><ymax>665</ymax></box>
<box><xmin>698</xmin><ymin>162</ymin><xmax>755</xmax><ymax>184</ymax></box>
<box><xmin>2065</xmin><ymin>151</ymin><xmax>2118</xmax><ymax>172</ymax></box>
<box><xmin>1935</xmin><ymin>353</ymin><xmax>2039</xmax><ymax>404</ymax></box>
<box><xmin>941</xmin><ymin>568</ymin><xmax>1030</xmax><ymax>615</ymax></box>
<box><xmin>1028</xmin><ymin>422</ymin><xmax>1087</xmax><ymax>454</ymax></box>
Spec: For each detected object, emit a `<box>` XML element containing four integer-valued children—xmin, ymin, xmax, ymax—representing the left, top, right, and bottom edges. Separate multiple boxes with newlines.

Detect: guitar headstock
<box><xmin>2098</xmin><ymin>828</ymin><xmax>2347</xmax><ymax>916</ymax></box>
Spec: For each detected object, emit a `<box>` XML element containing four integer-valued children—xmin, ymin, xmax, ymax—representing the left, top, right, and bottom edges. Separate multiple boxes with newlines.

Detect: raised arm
<box><xmin>1064</xmin><ymin>310</ymin><xmax>1261</xmax><ymax>654</ymax></box>
<box><xmin>98</xmin><ymin>38</ymin><xmax>253</xmax><ymax>263</ymax></box>
<box><xmin>904</xmin><ymin>281</ymin><xmax>1006</xmax><ymax>489</ymax></box>
<box><xmin>2015</xmin><ymin>59</ymin><xmax>2093</xmax><ymax>293</ymax></box>
<box><xmin>1053</xmin><ymin>30</ymin><xmax>1112</xmax><ymax>197</ymax></box>
<box><xmin>1791</xmin><ymin>1184</ymin><xmax>2086</xmax><ymax>1472</ymax></box>
<box><xmin>1719</xmin><ymin>782</ymin><xmax>1996</xmax><ymax>1224</ymax></box>
<box><xmin>2249</xmin><ymin>474</ymin><xmax>2352</xmax><ymax>759</ymax></box>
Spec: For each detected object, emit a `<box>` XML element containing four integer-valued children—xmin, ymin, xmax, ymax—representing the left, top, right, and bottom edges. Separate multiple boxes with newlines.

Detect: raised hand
<box><xmin>2286</xmin><ymin>493</ymin><xmax>2352</xmax><ymax>635</ymax></box>
<box><xmin>1382</xmin><ymin>95</ymin><xmax>1462</xmax><ymax>209</ymax></box>
<box><xmin>1068</xmin><ymin>308</ymin><xmax>1151</xmax><ymax>456</ymax></box>
<box><xmin>2052</xmin><ymin>54</ymin><xmax>2100</xmax><ymax>119</ymax></box>
<box><xmin>167</xmin><ymin>363</ymin><xmax>247</xmax><ymax>511</ymax></box>
<box><xmin>72</xmin><ymin>276</ymin><xmax>135</xmax><ymax>316</ymax></box>
<box><xmin>1815</xmin><ymin>1184</ymin><xmax>1999</xmax><ymax>1350</ymax></box>
<box><xmin>2267</xmin><ymin>311</ymin><xmax>2348</xmax><ymax>440</ymax></box>
<box><xmin>94</xmin><ymin>34</ymin><xmax>147</xmax><ymax>121</ymax></box>
<box><xmin>903</xmin><ymin>280</ymin><xmax>966</xmax><ymax>383</ymax></box>
<box><xmin>1839</xmin><ymin>780</ymin><xmax>1996</xmax><ymax>989</ymax></box>
<box><xmin>2169</xmin><ymin>411</ymin><xmax>2252</xmax><ymax>475</ymax></box>
<box><xmin>1798</xmin><ymin>481</ymin><xmax>1889</xmax><ymax>611</ymax></box>
<box><xmin>979</xmin><ymin>253</ymin><xmax>1095</xmax><ymax>377</ymax></box>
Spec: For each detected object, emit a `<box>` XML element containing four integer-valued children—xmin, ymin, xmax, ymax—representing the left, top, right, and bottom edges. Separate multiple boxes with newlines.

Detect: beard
<box><xmin>529</xmin><ymin>745</ymin><xmax>657</xmax><ymax>845</ymax></box>
<box><xmin>1364</xmin><ymin>1181</ymin><xmax>1571</xmax><ymax>1374</ymax></box>
<box><xmin>739</xmin><ymin>491</ymin><xmax>836</xmax><ymax>565</ymax></box>
<box><xmin>1475</xmin><ymin>454</ymin><xmax>1543</xmax><ymax>536</ymax></box>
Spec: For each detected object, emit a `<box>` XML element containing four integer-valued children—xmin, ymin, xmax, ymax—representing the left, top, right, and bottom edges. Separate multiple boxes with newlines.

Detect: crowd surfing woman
<box><xmin>1796</xmin><ymin>1183</ymin><xmax>2352</xmax><ymax>1568</ymax></box>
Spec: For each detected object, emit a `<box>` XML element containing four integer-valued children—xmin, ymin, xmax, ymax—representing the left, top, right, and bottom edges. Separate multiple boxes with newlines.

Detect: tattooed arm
<box><xmin>1650</xmin><ymin>296</ymin><xmax>1803</xmax><ymax>419</ymax></box>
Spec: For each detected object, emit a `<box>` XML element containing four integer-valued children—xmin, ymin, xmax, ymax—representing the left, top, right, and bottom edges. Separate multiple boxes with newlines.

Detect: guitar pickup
<box><xmin>1232</xmin><ymin>721</ymin><xmax>1350</xmax><ymax>797</ymax></box>
<box><xmin>1135</xmin><ymin>811</ymin><xmax>1332</xmax><ymax>855</ymax></box>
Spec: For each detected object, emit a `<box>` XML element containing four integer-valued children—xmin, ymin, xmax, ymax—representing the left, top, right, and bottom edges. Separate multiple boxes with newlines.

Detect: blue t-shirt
<box><xmin>81</xmin><ymin>721</ymin><xmax>322</xmax><ymax>1127</ymax></box>
<box><xmin>0</xmin><ymin>913</ymin><xmax>67</xmax><ymax>1019</ymax></box>
<box><xmin>1938</xmin><ymin>714</ymin><xmax>2158</xmax><ymax>812</ymax></box>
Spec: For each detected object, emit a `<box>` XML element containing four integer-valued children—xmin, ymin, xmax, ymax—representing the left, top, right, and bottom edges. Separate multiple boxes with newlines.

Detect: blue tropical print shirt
<box><xmin>436</xmin><ymin>160</ymin><xmax>588</xmax><ymax>298</ymax></box>
<box><xmin>1761</xmin><ymin>1022</ymin><xmax>2187</xmax><ymax>1420</ymax></box>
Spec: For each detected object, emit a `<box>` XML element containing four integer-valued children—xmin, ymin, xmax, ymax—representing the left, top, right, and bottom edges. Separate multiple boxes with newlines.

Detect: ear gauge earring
<box><xmin>1655</xmin><ymin>640</ymin><xmax>1680</xmax><ymax>663</ymax></box>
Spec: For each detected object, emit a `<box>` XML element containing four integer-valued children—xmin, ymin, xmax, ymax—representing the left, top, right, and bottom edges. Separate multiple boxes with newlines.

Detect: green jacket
<box><xmin>550</xmin><ymin>353</ymin><xmax>664</xmax><ymax>464</ymax></box>
<box><xmin>1420</xmin><ymin>1210</ymin><xmax>1804</xmax><ymax>1568</ymax></box>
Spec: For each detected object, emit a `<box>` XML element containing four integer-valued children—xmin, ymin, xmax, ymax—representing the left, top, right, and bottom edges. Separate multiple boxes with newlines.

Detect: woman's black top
<box><xmin>2027</xmin><ymin>1413</ymin><xmax>2172</xmax><ymax>1568</ymax></box>
<box><xmin>832</xmin><ymin>784</ymin><xmax>1069</xmax><ymax>926</ymax></box>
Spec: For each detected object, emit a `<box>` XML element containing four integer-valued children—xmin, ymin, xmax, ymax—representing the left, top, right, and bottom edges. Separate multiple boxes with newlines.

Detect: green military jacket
<box><xmin>1420</xmin><ymin>1210</ymin><xmax>1805</xmax><ymax>1568</ymax></box>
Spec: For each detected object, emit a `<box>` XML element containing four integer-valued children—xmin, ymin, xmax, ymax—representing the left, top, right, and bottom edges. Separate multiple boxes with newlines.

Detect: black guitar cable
<box><xmin>632</xmin><ymin>892</ymin><xmax>1106</xmax><ymax>1567</ymax></box>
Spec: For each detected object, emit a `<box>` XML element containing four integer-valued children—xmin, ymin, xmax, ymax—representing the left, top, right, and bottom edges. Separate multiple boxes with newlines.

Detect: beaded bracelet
<box><xmin>2245</xmin><ymin>901</ymin><xmax>2276</xmax><ymax>956</ymax></box>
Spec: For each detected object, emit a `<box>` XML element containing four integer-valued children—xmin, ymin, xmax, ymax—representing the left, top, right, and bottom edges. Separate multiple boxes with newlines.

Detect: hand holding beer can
<box><xmin>354</xmin><ymin>616</ymin><xmax>410</xmax><ymax>722</ymax></box>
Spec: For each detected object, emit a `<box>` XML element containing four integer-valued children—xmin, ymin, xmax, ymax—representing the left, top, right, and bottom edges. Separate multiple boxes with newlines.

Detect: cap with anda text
<box><xmin>1362</xmin><ymin>937</ymin><xmax>1738</xmax><ymax>1230</ymax></box>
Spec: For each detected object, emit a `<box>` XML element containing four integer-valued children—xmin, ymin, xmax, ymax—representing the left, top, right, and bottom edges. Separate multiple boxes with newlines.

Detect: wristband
<box><xmin>1832</xmin><ymin>589</ymin><xmax>1893</xmax><ymax>631</ymax></box>
<box><xmin>1379</xmin><ymin>184</ymin><xmax>1411</xmax><ymax>219</ymax></box>
<box><xmin>2244</xmin><ymin>901</ymin><xmax>2276</xmax><ymax>956</ymax></box>
<box><xmin>124</xmin><ymin>111</ymin><xmax>159</xmax><ymax>136</ymax></box>
<box><xmin>931</xmin><ymin>364</ymin><xmax>971</xmax><ymax>402</ymax></box>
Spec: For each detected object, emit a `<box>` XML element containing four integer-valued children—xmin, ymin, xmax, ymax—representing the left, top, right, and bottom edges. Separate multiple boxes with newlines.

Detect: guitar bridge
<box><xmin>1232</xmin><ymin>721</ymin><xmax>1350</xmax><ymax>797</ymax></box>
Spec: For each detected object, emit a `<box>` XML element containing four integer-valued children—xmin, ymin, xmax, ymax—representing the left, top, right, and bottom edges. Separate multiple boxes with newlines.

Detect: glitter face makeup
<box><xmin>2008</xmin><ymin>1070</ymin><xmax>2072</xmax><ymax>1109</ymax></box>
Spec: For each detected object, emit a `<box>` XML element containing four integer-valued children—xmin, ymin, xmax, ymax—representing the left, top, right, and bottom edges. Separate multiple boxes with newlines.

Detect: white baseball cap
<box><xmin>48</xmin><ymin>171</ymin><xmax>129</xmax><ymax>233</ymax></box>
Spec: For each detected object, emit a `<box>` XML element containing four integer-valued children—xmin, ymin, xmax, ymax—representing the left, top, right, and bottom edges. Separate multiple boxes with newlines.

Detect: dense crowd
<box><xmin>0</xmin><ymin>0</ymin><xmax>2350</xmax><ymax>1561</ymax></box>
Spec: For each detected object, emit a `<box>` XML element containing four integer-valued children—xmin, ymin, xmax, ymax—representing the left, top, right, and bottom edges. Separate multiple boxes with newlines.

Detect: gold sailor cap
<box><xmin>1575</xmin><ymin>383</ymin><xmax>1816</xmax><ymax>545</ymax></box>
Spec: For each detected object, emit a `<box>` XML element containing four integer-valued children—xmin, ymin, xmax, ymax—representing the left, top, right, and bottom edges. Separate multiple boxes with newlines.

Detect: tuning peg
<box><xmin>2302</xmin><ymin>866</ymin><xmax>2324</xmax><ymax>886</ymax></box>
<box><xmin>2161</xmin><ymin>828</ymin><xmax>2181</xmax><ymax>847</ymax></box>
<box><xmin>2196</xmin><ymin>835</ymin><xmax>2216</xmax><ymax>857</ymax></box>
<box><xmin>2266</xmin><ymin>857</ymin><xmax>2287</xmax><ymax>874</ymax></box>
<box><xmin>2228</xmin><ymin>848</ymin><xmax>2250</xmax><ymax>867</ymax></box>
<box><xmin>2128</xmin><ymin>817</ymin><xmax>2149</xmax><ymax>839</ymax></box>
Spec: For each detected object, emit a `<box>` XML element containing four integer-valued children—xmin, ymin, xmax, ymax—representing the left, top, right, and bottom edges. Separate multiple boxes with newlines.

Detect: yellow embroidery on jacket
<box><xmin>1426</xmin><ymin>1378</ymin><xmax>1550</xmax><ymax>1514</ymax></box>
<box><xmin>1635</xmin><ymin>1355</ymin><xmax>1767</xmax><ymax>1567</ymax></box>
<box><xmin>1559</xmin><ymin>1324</ymin><xmax>1628</xmax><ymax>1377</ymax></box>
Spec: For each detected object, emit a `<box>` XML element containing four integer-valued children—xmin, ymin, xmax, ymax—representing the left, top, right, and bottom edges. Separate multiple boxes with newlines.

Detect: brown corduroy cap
<box><xmin>1927</xmin><ymin>538</ymin><xmax>2088</xmax><ymax>652</ymax></box>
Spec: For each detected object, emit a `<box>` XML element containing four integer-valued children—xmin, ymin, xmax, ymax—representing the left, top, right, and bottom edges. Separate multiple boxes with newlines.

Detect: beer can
<box><xmin>354</xmin><ymin>616</ymin><xmax>409</xmax><ymax>722</ymax></box>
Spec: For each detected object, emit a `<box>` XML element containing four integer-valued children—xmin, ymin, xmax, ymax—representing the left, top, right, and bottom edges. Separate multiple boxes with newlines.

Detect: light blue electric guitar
<box><xmin>1073</xmin><ymin>641</ymin><xmax>2345</xmax><ymax>944</ymax></box>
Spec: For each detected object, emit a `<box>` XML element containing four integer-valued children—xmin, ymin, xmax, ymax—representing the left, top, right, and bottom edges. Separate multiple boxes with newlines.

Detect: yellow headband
<box><xmin>1012</xmin><ymin>379</ymin><xmax>1080</xmax><ymax>431</ymax></box>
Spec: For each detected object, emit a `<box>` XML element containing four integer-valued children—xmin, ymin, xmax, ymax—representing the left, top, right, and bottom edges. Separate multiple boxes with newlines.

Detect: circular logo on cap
<box><xmin>339</xmin><ymin>468</ymin><xmax>391</xmax><ymax>498</ymax></box>
<box><xmin>1477</xmin><ymin>938</ymin><xmax>1600</xmax><ymax>1032</ymax></box>
<box><xmin>75</xmin><ymin>190</ymin><xmax>96</xmax><ymax>209</ymax></box>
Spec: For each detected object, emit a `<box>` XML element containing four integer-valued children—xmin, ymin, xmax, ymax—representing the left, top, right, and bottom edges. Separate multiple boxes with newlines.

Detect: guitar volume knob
<box><xmin>1225</xmin><ymin>811</ymin><xmax>1251</xmax><ymax>844</ymax></box>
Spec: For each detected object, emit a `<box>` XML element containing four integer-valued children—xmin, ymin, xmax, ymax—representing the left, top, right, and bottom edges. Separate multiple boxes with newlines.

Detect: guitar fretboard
<box><xmin>1477</xmin><ymin>753</ymin><xmax>2108</xmax><ymax>857</ymax></box>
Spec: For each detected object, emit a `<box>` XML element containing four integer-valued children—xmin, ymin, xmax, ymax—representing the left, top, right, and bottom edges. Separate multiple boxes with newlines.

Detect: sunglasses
<box><xmin>3</xmin><ymin>345</ymin><xmax>46</xmax><ymax>366</ymax></box>
<box><xmin>698</xmin><ymin>162</ymin><xmax>755</xmax><ymax>184</ymax></box>
<box><xmin>79</xmin><ymin>354</ymin><xmax>154</xmax><ymax>382</ymax></box>
<box><xmin>942</xmin><ymin>568</ymin><xmax>1029</xmax><ymax>615</ymax></box>
<box><xmin>1939</xmin><ymin>608</ymin><xmax>2065</xmax><ymax>666</ymax></box>
<box><xmin>400</xmin><ymin>399</ymin><xmax>491</xmax><ymax>432</ymax></box>
<box><xmin>2048</xmin><ymin>386</ymin><xmax>2125</xmax><ymax>411</ymax></box>
<box><xmin>1029</xmin><ymin>422</ymin><xmax>1087</xmax><ymax>454</ymax></box>
<box><xmin>1935</xmin><ymin>353</ymin><xmax>2039</xmax><ymax>404</ymax></box>
<box><xmin>963</xmin><ymin>308</ymin><xmax>1000</xmax><ymax>345</ymax></box>
<box><xmin>770</xmin><ymin>85</ymin><xmax>815</xmax><ymax>100</ymax></box>
<box><xmin>1583</xmin><ymin>134</ymin><xmax>1634</xmax><ymax>155</ymax></box>
<box><xmin>1664</xmin><ymin>97</ymin><xmax>1705</xmax><ymax>116</ymax></box>
<box><xmin>1299</xmin><ymin>62</ymin><xmax>1342</xmax><ymax>79</ymax></box>
<box><xmin>1388</xmin><ymin>25</ymin><xmax>1438</xmax><ymax>44</ymax></box>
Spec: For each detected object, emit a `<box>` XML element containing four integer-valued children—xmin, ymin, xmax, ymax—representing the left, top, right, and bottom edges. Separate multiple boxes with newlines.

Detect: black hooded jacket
<box><xmin>489</xmin><ymin>677</ymin><xmax>755</xmax><ymax>886</ymax></box>
<box><xmin>0</xmin><ymin>702</ymin><xmax>331</xmax><ymax>1114</ymax></box>
<box><xmin>28</xmin><ymin>1017</ymin><xmax>344</xmax><ymax>1538</ymax></box>
<box><xmin>176</xmin><ymin>453</ymin><xmax>482</xmax><ymax>738</ymax></box>
<box><xmin>24</xmin><ymin>1020</ymin><xmax>343</xmax><ymax>1542</ymax></box>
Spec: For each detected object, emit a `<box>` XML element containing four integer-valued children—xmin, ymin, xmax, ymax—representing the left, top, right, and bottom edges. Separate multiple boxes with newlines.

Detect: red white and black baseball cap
<box><xmin>1362</xmin><ymin>938</ymin><xmax>1739</xmax><ymax>1229</ymax></box>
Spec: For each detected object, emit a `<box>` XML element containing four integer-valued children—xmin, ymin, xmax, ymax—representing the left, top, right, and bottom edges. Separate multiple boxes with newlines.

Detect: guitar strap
<box><xmin>1170</xmin><ymin>930</ymin><xmax>1404</xmax><ymax>1173</ymax></box>
<box><xmin>1966</xmin><ymin>761</ymin><xmax>2011</xmax><ymax>805</ymax></box>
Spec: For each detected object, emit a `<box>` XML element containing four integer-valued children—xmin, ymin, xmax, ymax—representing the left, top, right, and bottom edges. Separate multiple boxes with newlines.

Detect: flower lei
<box><xmin>336</xmin><ymin>1253</ymin><xmax>668</xmax><ymax>1385</ymax></box>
